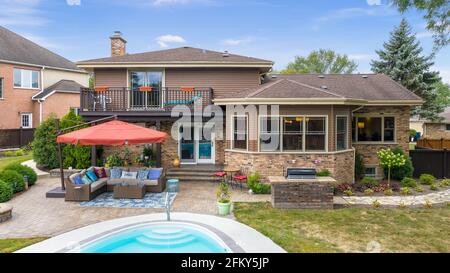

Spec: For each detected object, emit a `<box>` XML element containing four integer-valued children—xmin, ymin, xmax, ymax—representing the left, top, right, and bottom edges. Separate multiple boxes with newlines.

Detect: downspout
<box><xmin>39</xmin><ymin>66</ymin><xmax>46</xmax><ymax>124</ymax></box>
<box><xmin>38</xmin><ymin>99</ymin><xmax>43</xmax><ymax>123</ymax></box>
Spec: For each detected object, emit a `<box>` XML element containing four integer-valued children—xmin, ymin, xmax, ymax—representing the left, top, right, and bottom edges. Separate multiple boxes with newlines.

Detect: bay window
<box><xmin>14</xmin><ymin>69</ymin><xmax>39</xmax><ymax>89</ymax></box>
<box><xmin>260</xmin><ymin>117</ymin><xmax>280</xmax><ymax>151</ymax></box>
<box><xmin>232</xmin><ymin>116</ymin><xmax>247</xmax><ymax>150</ymax></box>
<box><xmin>353</xmin><ymin>116</ymin><xmax>396</xmax><ymax>142</ymax></box>
<box><xmin>336</xmin><ymin>116</ymin><xmax>348</xmax><ymax>150</ymax></box>
<box><xmin>305</xmin><ymin>117</ymin><xmax>326</xmax><ymax>151</ymax></box>
<box><xmin>283</xmin><ymin>117</ymin><xmax>303</xmax><ymax>151</ymax></box>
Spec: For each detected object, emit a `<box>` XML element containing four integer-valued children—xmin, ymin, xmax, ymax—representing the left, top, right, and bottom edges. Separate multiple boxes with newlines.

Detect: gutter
<box><xmin>0</xmin><ymin>59</ymin><xmax>88</xmax><ymax>74</ymax></box>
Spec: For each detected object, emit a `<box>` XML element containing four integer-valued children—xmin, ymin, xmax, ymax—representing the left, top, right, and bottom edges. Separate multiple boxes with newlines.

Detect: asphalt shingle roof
<box><xmin>78</xmin><ymin>46</ymin><xmax>273</xmax><ymax>64</ymax></box>
<box><xmin>0</xmin><ymin>26</ymin><xmax>80</xmax><ymax>71</ymax></box>
<box><xmin>32</xmin><ymin>80</ymin><xmax>85</xmax><ymax>100</ymax></box>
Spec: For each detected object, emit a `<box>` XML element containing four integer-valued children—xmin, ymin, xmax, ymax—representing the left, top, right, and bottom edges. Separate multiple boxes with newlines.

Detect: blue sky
<box><xmin>1</xmin><ymin>0</ymin><xmax>449</xmax><ymax>82</ymax></box>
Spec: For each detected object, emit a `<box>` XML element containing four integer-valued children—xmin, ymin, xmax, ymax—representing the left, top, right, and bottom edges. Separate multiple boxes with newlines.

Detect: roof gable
<box><xmin>32</xmin><ymin>80</ymin><xmax>85</xmax><ymax>100</ymax></box>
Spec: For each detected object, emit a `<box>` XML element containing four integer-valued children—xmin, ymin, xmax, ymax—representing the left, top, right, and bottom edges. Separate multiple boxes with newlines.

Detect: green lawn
<box><xmin>0</xmin><ymin>237</ymin><xmax>48</xmax><ymax>253</ymax></box>
<box><xmin>234</xmin><ymin>202</ymin><xmax>450</xmax><ymax>253</ymax></box>
<box><xmin>0</xmin><ymin>154</ymin><xmax>33</xmax><ymax>171</ymax></box>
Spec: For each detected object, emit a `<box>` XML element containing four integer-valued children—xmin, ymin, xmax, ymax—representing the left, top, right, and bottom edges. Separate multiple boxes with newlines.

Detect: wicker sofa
<box><xmin>65</xmin><ymin>166</ymin><xmax>166</xmax><ymax>202</ymax></box>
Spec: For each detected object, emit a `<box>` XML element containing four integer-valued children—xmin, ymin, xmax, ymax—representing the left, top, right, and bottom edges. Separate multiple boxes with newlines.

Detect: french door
<box><xmin>129</xmin><ymin>71</ymin><xmax>163</xmax><ymax>109</ymax></box>
<box><xmin>179</xmin><ymin>124</ymin><xmax>215</xmax><ymax>164</ymax></box>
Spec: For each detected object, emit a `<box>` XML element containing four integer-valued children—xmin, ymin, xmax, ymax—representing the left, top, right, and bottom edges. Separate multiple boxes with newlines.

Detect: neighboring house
<box><xmin>422</xmin><ymin>107</ymin><xmax>450</xmax><ymax>139</ymax></box>
<box><xmin>77</xmin><ymin>31</ymin><xmax>422</xmax><ymax>183</ymax></box>
<box><xmin>0</xmin><ymin>26</ymin><xmax>89</xmax><ymax>130</ymax></box>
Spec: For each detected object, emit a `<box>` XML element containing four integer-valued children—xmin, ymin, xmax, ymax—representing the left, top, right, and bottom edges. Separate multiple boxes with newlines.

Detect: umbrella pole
<box><xmin>55</xmin><ymin>119</ymin><xmax>65</xmax><ymax>190</ymax></box>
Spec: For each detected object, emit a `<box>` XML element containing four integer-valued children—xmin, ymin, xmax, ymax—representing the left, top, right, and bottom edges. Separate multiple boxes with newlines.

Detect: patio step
<box><xmin>166</xmin><ymin>175</ymin><xmax>221</xmax><ymax>182</ymax></box>
<box><xmin>166</xmin><ymin>165</ymin><xmax>222</xmax><ymax>183</ymax></box>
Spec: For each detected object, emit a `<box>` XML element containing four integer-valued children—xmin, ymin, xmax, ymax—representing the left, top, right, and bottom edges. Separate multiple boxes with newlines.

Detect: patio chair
<box><xmin>214</xmin><ymin>171</ymin><xmax>226</xmax><ymax>184</ymax></box>
<box><xmin>232</xmin><ymin>166</ymin><xmax>250</xmax><ymax>191</ymax></box>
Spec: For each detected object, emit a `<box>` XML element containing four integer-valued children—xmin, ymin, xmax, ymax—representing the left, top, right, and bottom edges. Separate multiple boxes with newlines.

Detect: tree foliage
<box><xmin>390</xmin><ymin>0</ymin><xmax>449</xmax><ymax>50</ymax></box>
<box><xmin>371</xmin><ymin>19</ymin><xmax>443</xmax><ymax>121</ymax></box>
<box><xmin>60</xmin><ymin>111</ymin><xmax>91</xmax><ymax>169</ymax></box>
<box><xmin>32</xmin><ymin>114</ymin><xmax>59</xmax><ymax>169</ymax></box>
<box><xmin>281</xmin><ymin>49</ymin><xmax>358</xmax><ymax>74</ymax></box>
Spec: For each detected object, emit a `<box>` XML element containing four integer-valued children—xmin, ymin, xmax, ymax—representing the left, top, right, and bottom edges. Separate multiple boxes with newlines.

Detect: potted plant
<box><xmin>173</xmin><ymin>156</ymin><xmax>180</xmax><ymax>168</ymax></box>
<box><xmin>216</xmin><ymin>181</ymin><xmax>231</xmax><ymax>215</ymax></box>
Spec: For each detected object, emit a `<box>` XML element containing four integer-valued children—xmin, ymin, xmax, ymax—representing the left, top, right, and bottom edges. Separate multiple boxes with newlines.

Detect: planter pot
<box><xmin>173</xmin><ymin>158</ymin><xmax>180</xmax><ymax>168</ymax></box>
<box><xmin>217</xmin><ymin>201</ymin><xmax>232</xmax><ymax>216</ymax></box>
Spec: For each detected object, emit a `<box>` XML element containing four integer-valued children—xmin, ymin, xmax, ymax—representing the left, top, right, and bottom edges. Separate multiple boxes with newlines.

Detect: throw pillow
<box><xmin>86</xmin><ymin>170</ymin><xmax>98</xmax><ymax>182</ymax></box>
<box><xmin>148</xmin><ymin>169</ymin><xmax>162</xmax><ymax>180</ymax></box>
<box><xmin>94</xmin><ymin>167</ymin><xmax>107</xmax><ymax>178</ymax></box>
<box><xmin>121</xmin><ymin>171</ymin><xmax>137</xmax><ymax>179</ymax></box>
<box><xmin>110</xmin><ymin>168</ymin><xmax>122</xmax><ymax>179</ymax></box>
<box><xmin>73</xmin><ymin>175</ymin><xmax>83</xmax><ymax>185</ymax></box>
<box><xmin>137</xmin><ymin>169</ymin><xmax>150</xmax><ymax>180</ymax></box>
<box><xmin>82</xmin><ymin>175</ymin><xmax>92</xmax><ymax>184</ymax></box>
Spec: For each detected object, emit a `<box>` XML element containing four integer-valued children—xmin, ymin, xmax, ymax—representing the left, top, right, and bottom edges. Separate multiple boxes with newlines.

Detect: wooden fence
<box><xmin>0</xmin><ymin>128</ymin><xmax>35</xmax><ymax>149</ymax></box>
<box><xmin>416</xmin><ymin>138</ymin><xmax>450</xmax><ymax>150</ymax></box>
<box><xmin>409</xmin><ymin>148</ymin><xmax>450</xmax><ymax>179</ymax></box>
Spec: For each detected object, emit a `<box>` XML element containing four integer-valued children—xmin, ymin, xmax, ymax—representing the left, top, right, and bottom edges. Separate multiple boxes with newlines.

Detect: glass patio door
<box><xmin>179</xmin><ymin>125</ymin><xmax>195</xmax><ymax>163</ymax></box>
<box><xmin>130</xmin><ymin>71</ymin><xmax>162</xmax><ymax>109</ymax></box>
<box><xmin>179</xmin><ymin>124</ymin><xmax>215</xmax><ymax>164</ymax></box>
<box><xmin>196</xmin><ymin>125</ymin><xmax>215</xmax><ymax>164</ymax></box>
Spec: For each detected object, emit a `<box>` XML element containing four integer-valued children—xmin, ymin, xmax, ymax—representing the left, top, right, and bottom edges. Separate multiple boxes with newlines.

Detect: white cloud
<box><xmin>366</xmin><ymin>0</ymin><xmax>382</xmax><ymax>6</ymax></box>
<box><xmin>66</xmin><ymin>0</ymin><xmax>81</xmax><ymax>6</ymax></box>
<box><xmin>416</xmin><ymin>31</ymin><xmax>433</xmax><ymax>39</ymax></box>
<box><xmin>0</xmin><ymin>0</ymin><xmax>48</xmax><ymax>27</ymax></box>
<box><xmin>222</xmin><ymin>37</ymin><xmax>253</xmax><ymax>46</ymax></box>
<box><xmin>438</xmin><ymin>69</ymin><xmax>450</xmax><ymax>84</ymax></box>
<box><xmin>156</xmin><ymin>34</ymin><xmax>186</xmax><ymax>48</ymax></box>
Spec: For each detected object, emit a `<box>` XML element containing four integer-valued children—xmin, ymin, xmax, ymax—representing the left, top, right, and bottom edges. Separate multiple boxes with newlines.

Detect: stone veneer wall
<box><xmin>423</xmin><ymin>123</ymin><xmax>450</xmax><ymax>139</ymax></box>
<box><xmin>224</xmin><ymin>149</ymin><xmax>355</xmax><ymax>184</ymax></box>
<box><xmin>271</xmin><ymin>182</ymin><xmax>334</xmax><ymax>209</ymax></box>
<box><xmin>352</xmin><ymin>106</ymin><xmax>410</xmax><ymax>176</ymax></box>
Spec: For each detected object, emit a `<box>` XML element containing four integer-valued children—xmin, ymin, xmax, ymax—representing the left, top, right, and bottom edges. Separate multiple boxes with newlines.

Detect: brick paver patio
<box><xmin>0</xmin><ymin>176</ymin><xmax>269</xmax><ymax>239</ymax></box>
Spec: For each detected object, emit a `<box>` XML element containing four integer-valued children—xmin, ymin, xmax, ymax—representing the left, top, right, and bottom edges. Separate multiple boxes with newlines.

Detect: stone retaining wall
<box><xmin>0</xmin><ymin>205</ymin><xmax>12</xmax><ymax>223</ymax></box>
<box><xmin>271</xmin><ymin>181</ymin><xmax>334</xmax><ymax>209</ymax></box>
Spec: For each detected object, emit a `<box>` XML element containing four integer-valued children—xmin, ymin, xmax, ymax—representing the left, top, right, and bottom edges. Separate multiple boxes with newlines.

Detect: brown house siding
<box><xmin>165</xmin><ymin>68</ymin><xmax>260</xmax><ymax>98</ymax></box>
<box><xmin>423</xmin><ymin>123</ymin><xmax>450</xmax><ymax>139</ymax></box>
<box><xmin>94</xmin><ymin>68</ymin><xmax>127</xmax><ymax>87</ymax></box>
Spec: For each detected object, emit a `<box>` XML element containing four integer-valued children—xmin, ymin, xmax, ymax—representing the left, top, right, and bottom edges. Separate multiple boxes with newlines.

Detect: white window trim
<box><xmin>21</xmin><ymin>113</ymin><xmax>33</xmax><ymax>129</ymax></box>
<box><xmin>231</xmin><ymin>115</ymin><xmax>249</xmax><ymax>151</ymax></box>
<box><xmin>364</xmin><ymin>165</ymin><xmax>378</xmax><ymax>177</ymax></box>
<box><xmin>258</xmin><ymin>114</ymin><xmax>328</xmax><ymax>153</ymax></box>
<box><xmin>13</xmin><ymin>68</ymin><xmax>40</xmax><ymax>90</ymax></box>
<box><xmin>336</xmin><ymin>115</ymin><xmax>349</xmax><ymax>151</ymax></box>
<box><xmin>353</xmin><ymin>115</ymin><xmax>396</xmax><ymax>144</ymax></box>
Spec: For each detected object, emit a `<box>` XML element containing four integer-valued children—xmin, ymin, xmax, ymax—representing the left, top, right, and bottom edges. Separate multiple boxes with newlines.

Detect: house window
<box><xmin>232</xmin><ymin>116</ymin><xmax>247</xmax><ymax>150</ymax></box>
<box><xmin>446</xmin><ymin>124</ymin><xmax>450</xmax><ymax>131</ymax></box>
<box><xmin>14</xmin><ymin>69</ymin><xmax>39</xmax><ymax>89</ymax></box>
<box><xmin>260</xmin><ymin>117</ymin><xmax>280</xmax><ymax>151</ymax></box>
<box><xmin>353</xmin><ymin>116</ymin><xmax>396</xmax><ymax>142</ymax></box>
<box><xmin>0</xmin><ymin>77</ymin><xmax>3</xmax><ymax>98</ymax></box>
<box><xmin>21</xmin><ymin>113</ymin><xmax>32</xmax><ymax>128</ymax></box>
<box><xmin>364</xmin><ymin>166</ymin><xmax>377</xmax><ymax>177</ymax></box>
<box><xmin>305</xmin><ymin>117</ymin><xmax>326</xmax><ymax>151</ymax></box>
<box><xmin>283</xmin><ymin>117</ymin><xmax>303</xmax><ymax>151</ymax></box>
<box><xmin>336</xmin><ymin>116</ymin><xmax>348</xmax><ymax>150</ymax></box>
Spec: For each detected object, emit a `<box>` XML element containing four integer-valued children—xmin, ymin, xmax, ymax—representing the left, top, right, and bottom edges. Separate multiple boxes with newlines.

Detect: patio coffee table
<box><xmin>113</xmin><ymin>183</ymin><xmax>145</xmax><ymax>199</ymax></box>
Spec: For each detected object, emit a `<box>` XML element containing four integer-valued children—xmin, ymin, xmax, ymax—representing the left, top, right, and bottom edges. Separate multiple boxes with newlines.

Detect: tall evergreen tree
<box><xmin>371</xmin><ymin>19</ymin><xmax>443</xmax><ymax>121</ymax></box>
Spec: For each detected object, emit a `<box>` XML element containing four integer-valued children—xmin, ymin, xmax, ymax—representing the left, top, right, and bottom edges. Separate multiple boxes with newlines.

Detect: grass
<box><xmin>0</xmin><ymin>237</ymin><xmax>48</xmax><ymax>253</ymax></box>
<box><xmin>234</xmin><ymin>202</ymin><xmax>450</xmax><ymax>253</ymax></box>
<box><xmin>0</xmin><ymin>153</ymin><xmax>33</xmax><ymax>171</ymax></box>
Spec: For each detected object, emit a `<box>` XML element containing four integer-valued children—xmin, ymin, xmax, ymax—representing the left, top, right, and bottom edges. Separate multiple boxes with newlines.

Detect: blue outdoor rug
<box><xmin>80</xmin><ymin>192</ymin><xmax>177</xmax><ymax>208</ymax></box>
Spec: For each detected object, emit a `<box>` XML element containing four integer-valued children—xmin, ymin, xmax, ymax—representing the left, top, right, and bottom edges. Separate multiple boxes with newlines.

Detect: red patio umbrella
<box><xmin>57</xmin><ymin>120</ymin><xmax>167</xmax><ymax>145</ymax></box>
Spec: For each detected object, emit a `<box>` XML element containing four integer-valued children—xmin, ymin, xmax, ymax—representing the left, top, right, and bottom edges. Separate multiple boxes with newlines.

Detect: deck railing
<box><xmin>80</xmin><ymin>87</ymin><xmax>213</xmax><ymax>112</ymax></box>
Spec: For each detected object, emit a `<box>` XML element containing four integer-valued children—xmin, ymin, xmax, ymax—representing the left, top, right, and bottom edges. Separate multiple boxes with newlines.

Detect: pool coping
<box><xmin>16</xmin><ymin>213</ymin><xmax>285</xmax><ymax>253</ymax></box>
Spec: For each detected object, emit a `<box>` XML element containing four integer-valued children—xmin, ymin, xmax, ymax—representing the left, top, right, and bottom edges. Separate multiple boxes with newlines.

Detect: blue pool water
<box><xmin>80</xmin><ymin>223</ymin><xmax>230</xmax><ymax>253</ymax></box>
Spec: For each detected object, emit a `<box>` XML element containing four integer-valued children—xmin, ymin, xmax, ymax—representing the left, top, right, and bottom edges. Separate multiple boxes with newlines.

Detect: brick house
<box><xmin>77</xmin><ymin>32</ymin><xmax>422</xmax><ymax>183</ymax></box>
<box><xmin>422</xmin><ymin>107</ymin><xmax>450</xmax><ymax>140</ymax></box>
<box><xmin>0</xmin><ymin>26</ymin><xmax>89</xmax><ymax>131</ymax></box>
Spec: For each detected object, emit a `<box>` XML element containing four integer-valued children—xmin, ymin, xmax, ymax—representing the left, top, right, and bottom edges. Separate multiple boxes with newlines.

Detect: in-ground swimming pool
<box><xmin>78</xmin><ymin>222</ymin><xmax>231</xmax><ymax>253</ymax></box>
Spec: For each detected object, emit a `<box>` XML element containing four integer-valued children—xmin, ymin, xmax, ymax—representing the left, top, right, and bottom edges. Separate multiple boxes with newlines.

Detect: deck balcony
<box><xmin>80</xmin><ymin>87</ymin><xmax>213</xmax><ymax>113</ymax></box>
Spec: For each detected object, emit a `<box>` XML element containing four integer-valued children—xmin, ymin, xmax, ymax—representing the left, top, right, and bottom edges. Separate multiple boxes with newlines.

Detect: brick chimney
<box><xmin>110</xmin><ymin>31</ymin><xmax>127</xmax><ymax>57</ymax></box>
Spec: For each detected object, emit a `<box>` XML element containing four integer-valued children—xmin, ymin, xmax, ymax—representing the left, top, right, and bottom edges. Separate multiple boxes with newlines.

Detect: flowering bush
<box><xmin>336</xmin><ymin>183</ymin><xmax>352</xmax><ymax>193</ymax></box>
<box><xmin>377</xmin><ymin>148</ymin><xmax>407</xmax><ymax>187</ymax></box>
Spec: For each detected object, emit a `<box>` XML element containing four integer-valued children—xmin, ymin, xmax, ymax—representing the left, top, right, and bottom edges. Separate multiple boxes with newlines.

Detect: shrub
<box><xmin>420</xmin><ymin>174</ymin><xmax>436</xmax><ymax>185</ymax></box>
<box><xmin>247</xmin><ymin>172</ymin><xmax>271</xmax><ymax>194</ymax></box>
<box><xmin>106</xmin><ymin>153</ymin><xmax>124</xmax><ymax>168</ymax></box>
<box><xmin>398</xmin><ymin>201</ymin><xmax>406</xmax><ymax>209</ymax></box>
<box><xmin>0</xmin><ymin>170</ymin><xmax>25</xmax><ymax>193</ymax></box>
<box><xmin>343</xmin><ymin>189</ymin><xmax>353</xmax><ymax>196</ymax></box>
<box><xmin>4</xmin><ymin>151</ymin><xmax>15</xmax><ymax>157</ymax></box>
<box><xmin>216</xmin><ymin>181</ymin><xmax>231</xmax><ymax>203</ymax></box>
<box><xmin>372</xmin><ymin>182</ymin><xmax>390</xmax><ymax>193</ymax></box>
<box><xmin>384</xmin><ymin>189</ymin><xmax>394</xmax><ymax>196</ymax></box>
<box><xmin>361</xmin><ymin>177</ymin><xmax>379</xmax><ymax>188</ymax></box>
<box><xmin>424</xmin><ymin>200</ymin><xmax>433</xmax><ymax>209</ymax></box>
<box><xmin>336</xmin><ymin>183</ymin><xmax>352</xmax><ymax>193</ymax></box>
<box><xmin>61</xmin><ymin>111</ymin><xmax>91</xmax><ymax>169</ymax></box>
<box><xmin>372</xmin><ymin>200</ymin><xmax>381</xmax><ymax>208</ymax></box>
<box><xmin>15</xmin><ymin>150</ymin><xmax>24</xmax><ymax>156</ymax></box>
<box><xmin>32</xmin><ymin>114</ymin><xmax>59</xmax><ymax>169</ymax></box>
<box><xmin>401</xmin><ymin>177</ymin><xmax>417</xmax><ymax>188</ymax></box>
<box><xmin>355</xmin><ymin>152</ymin><xmax>365</xmax><ymax>180</ymax></box>
<box><xmin>364</xmin><ymin>188</ymin><xmax>374</xmax><ymax>196</ymax></box>
<box><xmin>440</xmin><ymin>179</ymin><xmax>450</xmax><ymax>187</ymax></box>
<box><xmin>0</xmin><ymin>180</ymin><xmax>13</xmax><ymax>202</ymax></box>
<box><xmin>4</xmin><ymin>163</ymin><xmax>37</xmax><ymax>186</ymax></box>
<box><xmin>415</xmin><ymin>186</ymin><xmax>424</xmax><ymax>192</ymax></box>
<box><xmin>400</xmin><ymin>187</ymin><xmax>411</xmax><ymax>195</ymax></box>
<box><xmin>377</xmin><ymin>148</ymin><xmax>407</xmax><ymax>187</ymax></box>
<box><xmin>430</xmin><ymin>183</ymin><xmax>438</xmax><ymax>191</ymax></box>
<box><xmin>383</xmin><ymin>147</ymin><xmax>413</xmax><ymax>181</ymax></box>
<box><xmin>316</xmin><ymin>169</ymin><xmax>331</xmax><ymax>177</ymax></box>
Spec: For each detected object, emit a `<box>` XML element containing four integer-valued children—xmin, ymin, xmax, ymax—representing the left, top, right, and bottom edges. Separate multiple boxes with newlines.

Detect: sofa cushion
<box><xmin>94</xmin><ymin>167</ymin><xmax>107</xmax><ymax>178</ymax></box>
<box><xmin>82</xmin><ymin>175</ymin><xmax>92</xmax><ymax>184</ymax></box>
<box><xmin>121</xmin><ymin>171</ymin><xmax>137</xmax><ymax>179</ymax></box>
<box><xmin>90</xmin><ymin>179</ymin><xmax>107</xmax><ymax>192</ymax></box>
<box><xmin>86</xmin><ymin>170</ymin><xmax>98</xmax><ymax>182</ymax></box>
<box><xmin>73</xmin><ymin>175</ymin><xmax>83</xmax><ymax>185</ymax></box>
<box><xmin>137</xmin><ymin>169</ymin><xmax>150</xmax><ymax>180</ymax></box>
<box><xmin>110</xmin><ymin>168</ymin><xmax>122</xmax><ymax>179</ymax></box>
<box><xmin>148</xmin><ymin>168</ymin><xmax>162</xmax><ymax>180</ymax></box>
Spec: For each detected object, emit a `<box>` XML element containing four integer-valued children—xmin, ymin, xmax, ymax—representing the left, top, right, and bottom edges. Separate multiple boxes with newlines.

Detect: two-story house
<box><xmin>0</xmin><ymin>26</ymin><xmax>89</xmax><ymax>133</ymax></box>
<box><xmin>77</xmin><ymin>31</ymin><xmax>422</xmax><ymax>183</ymax></box>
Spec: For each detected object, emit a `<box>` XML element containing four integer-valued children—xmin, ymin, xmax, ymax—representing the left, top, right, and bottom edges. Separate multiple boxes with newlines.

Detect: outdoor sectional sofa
<box><xmin>65</xmin><ymin>166</ymin><xmax>166</xmax><ymax>201</ymax></box>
